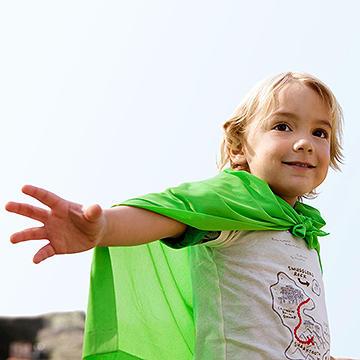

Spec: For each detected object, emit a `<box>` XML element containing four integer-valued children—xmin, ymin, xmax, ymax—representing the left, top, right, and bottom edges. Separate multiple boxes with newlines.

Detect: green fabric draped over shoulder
<box><xmin>83</xmin><ymin>170</ymin><xmax>328</xmax><ymax>360</ymax></box>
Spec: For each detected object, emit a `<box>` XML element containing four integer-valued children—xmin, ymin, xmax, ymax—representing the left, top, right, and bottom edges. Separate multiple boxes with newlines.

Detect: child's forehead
<box><xmin>267</xmin><ymin>82</ymin><xmax>332</xmax><ymax>121</ymax></box>
<box><xmin>275</xmin><ymin>82</ymin><xmax>325</xmax><ymax>105</ymax></box>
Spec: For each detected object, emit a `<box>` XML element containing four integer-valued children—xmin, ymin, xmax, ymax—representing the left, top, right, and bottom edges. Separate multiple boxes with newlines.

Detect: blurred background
<box><xmin>0</xmin><ymin>0</ymin><xmax>359</xmax><ymax>358</ymax></box>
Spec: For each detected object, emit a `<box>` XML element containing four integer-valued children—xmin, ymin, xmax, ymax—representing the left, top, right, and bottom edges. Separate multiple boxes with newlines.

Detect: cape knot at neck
<box><xmin>291</xmin><ymin>217</ymin><xmax>316</xmax><ymax>246</ymax></box>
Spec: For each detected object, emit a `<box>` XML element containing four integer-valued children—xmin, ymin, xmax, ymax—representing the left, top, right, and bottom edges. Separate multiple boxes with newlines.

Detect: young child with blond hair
<box><xmin>6</xmin><ymin>72</ymin><xmax>355</xmax><ymax>360</ymax></box>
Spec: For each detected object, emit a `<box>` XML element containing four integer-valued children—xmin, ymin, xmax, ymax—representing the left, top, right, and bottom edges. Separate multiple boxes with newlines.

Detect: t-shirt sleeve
<box><xmin>161</xmin><ymin>227</ymin><xmax>221</xmax><ymax>249</ymax></box>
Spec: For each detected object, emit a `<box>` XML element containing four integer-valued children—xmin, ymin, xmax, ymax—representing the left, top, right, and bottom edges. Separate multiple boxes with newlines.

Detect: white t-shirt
<box><xmin>190</xmin><ymin>230</ymin><xmax>330</xmax><ymax>360</ymax></box>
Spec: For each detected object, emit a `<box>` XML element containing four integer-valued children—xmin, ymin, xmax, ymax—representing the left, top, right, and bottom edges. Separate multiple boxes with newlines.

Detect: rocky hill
<box><xmin>0</xmin><ymin>311</ymin><xmax>85</xmax><ymax>359</ymax></box>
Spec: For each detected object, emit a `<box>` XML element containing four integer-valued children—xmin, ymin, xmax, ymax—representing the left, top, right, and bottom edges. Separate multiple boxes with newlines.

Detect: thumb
<box><xmin>84</xmin><ymin>204</ymin><xmax>103</xmax><ymax>222</ymax></box>
<box><xmin>33</xmin><ymin>243</ymin><xmax>56</xmax><ymax>264</ymax></box>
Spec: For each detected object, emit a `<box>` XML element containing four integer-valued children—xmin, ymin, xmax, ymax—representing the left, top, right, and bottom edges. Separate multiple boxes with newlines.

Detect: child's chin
<box><xmin>272</xmin><ymin>186</ymin><xmax>313</xmax><ymax>203</ymax></box>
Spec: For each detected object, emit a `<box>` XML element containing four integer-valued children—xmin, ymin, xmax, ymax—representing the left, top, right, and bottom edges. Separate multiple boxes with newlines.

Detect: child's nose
<box><xmin>293</xmin><ymin>138</ymin><xmax>313</xmax><ymax>153</ymax></box>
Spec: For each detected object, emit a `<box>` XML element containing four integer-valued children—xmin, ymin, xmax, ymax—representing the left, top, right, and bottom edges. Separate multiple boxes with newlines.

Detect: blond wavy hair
<box><xmin>218</xmin><ymin>72</ymin><xmax>344</xmax><ymax>173</ymax></box>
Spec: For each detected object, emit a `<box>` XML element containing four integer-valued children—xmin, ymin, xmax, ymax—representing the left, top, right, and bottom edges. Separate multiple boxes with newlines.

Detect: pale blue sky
<box><xmin>1</xmin><ymin>1</ymin><xmax>359</xmax><ymax>357</ymax></box>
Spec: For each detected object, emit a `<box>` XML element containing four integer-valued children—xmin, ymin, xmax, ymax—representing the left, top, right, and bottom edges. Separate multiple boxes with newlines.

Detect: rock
<box><xmin>0</xmin><ymin>311</ymin><xmax>85</xmax><ymax>360</ymax></box>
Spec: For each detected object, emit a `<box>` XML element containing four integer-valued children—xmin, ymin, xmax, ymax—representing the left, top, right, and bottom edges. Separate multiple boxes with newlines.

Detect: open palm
<box><xmin>6</xmin><ymin>185</ymin><xmax>105</xmax><ymax>264</ymax></box>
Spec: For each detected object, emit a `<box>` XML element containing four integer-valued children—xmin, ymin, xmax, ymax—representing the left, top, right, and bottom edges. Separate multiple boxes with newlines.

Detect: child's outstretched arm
<box><xmin>5</xmin><ymin>185</ymin><xmax>186</xmax><ymax>264</ymax></box>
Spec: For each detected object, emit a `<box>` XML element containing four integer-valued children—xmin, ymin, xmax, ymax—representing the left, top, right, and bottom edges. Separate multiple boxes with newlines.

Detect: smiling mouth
<box><xmin>282</xmin><ymin>161</ymin><xmax>316</xmax><ymax>169</ymax></box>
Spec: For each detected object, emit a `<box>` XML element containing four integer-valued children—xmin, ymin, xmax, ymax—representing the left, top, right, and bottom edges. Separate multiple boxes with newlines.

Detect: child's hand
<box><xmin>5</xmin><ymin>185</ymin><xmax>106</xmax><ymax>264</ymax></box>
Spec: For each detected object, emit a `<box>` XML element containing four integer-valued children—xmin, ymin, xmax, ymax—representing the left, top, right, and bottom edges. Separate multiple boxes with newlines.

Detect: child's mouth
<box><xmin>282</xmin><ymin>161</ymin><xmax>315</xmax><ymax>169</ymax></box>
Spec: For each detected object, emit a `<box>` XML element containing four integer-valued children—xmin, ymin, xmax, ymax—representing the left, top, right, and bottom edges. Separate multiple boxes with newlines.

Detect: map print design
<box><xmin>270</xmin><ymin>272</ymin><xmax>330</xmax><ymax>360</ymax></box>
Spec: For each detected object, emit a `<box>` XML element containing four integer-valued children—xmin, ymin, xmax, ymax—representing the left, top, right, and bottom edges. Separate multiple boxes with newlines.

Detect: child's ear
<box><xmin>230</xmin><ymin>147</ymin><xmax>248</xmax><ymax>169</ymax></box>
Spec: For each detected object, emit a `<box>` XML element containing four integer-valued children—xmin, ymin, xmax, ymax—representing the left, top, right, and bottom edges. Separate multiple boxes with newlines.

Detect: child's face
<box><xmin>239</xmin><ymin>82</ymin><xmax>331</xmax><ymax>206</ymax></box>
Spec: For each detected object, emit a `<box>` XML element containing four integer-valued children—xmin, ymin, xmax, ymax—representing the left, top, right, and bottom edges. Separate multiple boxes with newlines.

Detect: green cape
<box><xmin>83</xmin><ymin>170</ymin><xmax>328</xmax><ymax>360</ymax></box>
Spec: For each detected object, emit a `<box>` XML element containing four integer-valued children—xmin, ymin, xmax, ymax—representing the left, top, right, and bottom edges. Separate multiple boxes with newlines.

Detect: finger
<box><xmin>10</xmin><ymin>226</ymin><xmax>47</xmax><ymax>244</ymax></box>
<box><xmin>22</xmin><ymin>185</ymin><xmax>63</xmax><ymax>209</ymax></box>
<box><xmin>33</xmin><ymin>243</ymin><xmax>55</xmax><ymax>264</ymax></box>
<box><xmin>84</xmin><ymin>204</ymin><xmax>102</xmax><ymax>222</ymax></box>
<box><xmin>5</xmin><ymin>201</ymin><xmax>48</xmax><ymax>223</ymax></box>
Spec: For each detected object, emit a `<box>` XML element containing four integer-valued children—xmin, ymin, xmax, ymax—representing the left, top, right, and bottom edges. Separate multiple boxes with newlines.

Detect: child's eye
<box><xmin>273</xmin><ymin>123</ymin><xmax>291</xmax><ymax>132</ymax></box>
<box><xmin>313</xmin><ymin>129</ymin><xmax>328</xmax><ymax>138</ymax></box>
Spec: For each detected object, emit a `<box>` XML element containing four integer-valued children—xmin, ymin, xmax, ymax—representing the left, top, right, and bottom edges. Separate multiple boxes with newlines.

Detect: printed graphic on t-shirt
<box><xmin>270</xmin><ymin>272</ymin><xmax>330</xmax><ymax>360</ymax></box>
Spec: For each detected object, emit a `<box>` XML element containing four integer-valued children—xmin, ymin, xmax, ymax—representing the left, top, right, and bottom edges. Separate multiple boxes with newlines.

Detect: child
<box><xmin>6</xmin><ymin>72</ymin><xmax>353</xmax><ymax>360</ymax></box>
